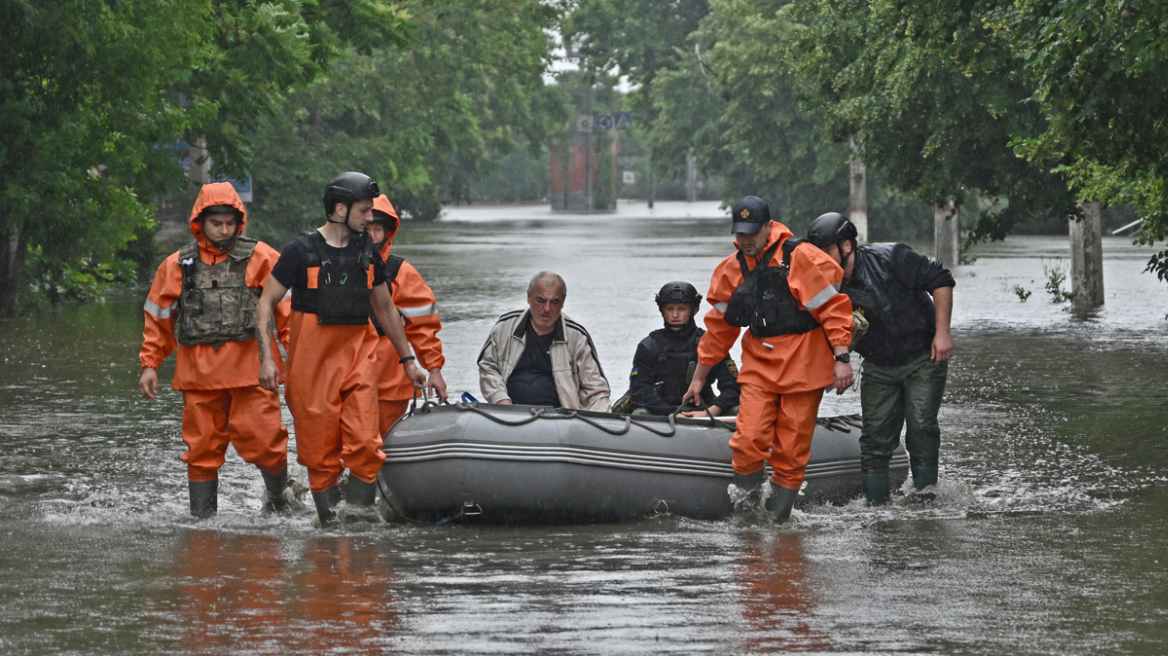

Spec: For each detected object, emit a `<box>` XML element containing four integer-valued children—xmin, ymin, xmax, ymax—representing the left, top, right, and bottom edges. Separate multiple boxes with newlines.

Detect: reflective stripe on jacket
<box><xmin>373</xmin><ymin>239</ymin><xmax>444</xmax><ymax>401</ymax></box>
<box><xmin>698</xmin><ymin>221</ymin><xmax>853</xmax><ymax>394</ymax></box>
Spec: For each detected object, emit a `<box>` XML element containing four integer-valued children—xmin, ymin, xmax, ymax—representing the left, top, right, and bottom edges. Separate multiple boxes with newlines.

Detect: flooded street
<box><xmin>1</xmin><ymin>200</ymin><xmax>1167</xmax><ymax>654</ymax></box>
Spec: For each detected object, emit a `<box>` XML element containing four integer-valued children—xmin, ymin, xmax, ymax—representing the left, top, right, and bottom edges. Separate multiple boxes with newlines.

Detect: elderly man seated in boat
<box><xmin>477</xmin><ymin>271</ymin><xmax>612</xmax><ymax>411</ymax></box>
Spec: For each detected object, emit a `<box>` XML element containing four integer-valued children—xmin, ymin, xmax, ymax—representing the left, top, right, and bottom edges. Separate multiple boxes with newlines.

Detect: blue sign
<box><xmin>596</xmin><ymin>114</ymin><xmax>614</xmax><ymax>131</ymax></box>
<box><xmin>614</xmin><ymin>112</ymin><xmax>634</xmax><ymax>130</ymax></box>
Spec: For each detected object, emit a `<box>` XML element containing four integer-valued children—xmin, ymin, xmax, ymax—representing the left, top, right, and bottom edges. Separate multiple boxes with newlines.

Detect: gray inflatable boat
<box><xmin>377</xmin><ymin>403</ymin><xmax>908</xmax><ymax>524</ymax></box>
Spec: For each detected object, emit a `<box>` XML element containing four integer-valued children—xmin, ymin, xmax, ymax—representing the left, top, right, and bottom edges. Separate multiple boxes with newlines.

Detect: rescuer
<box><xmin>806</xmin><ymin>212</ymin><xmax>954</xmax><ymax>505</ymax></box>
<box><xmin>622</xmin><ymin>281</ymin><xmax>740</xmax><ymax>417</ymax></box>
<box><xmin>255</xmin><ymin>172</ymin><xmax>427</xmax><ymax>527</ymax></box>
<box><xmin>366</xmin><ymin>194</ymin><xmax>448</xmax><ymax>435</ymax></box>
<box><xmin>138</xmin><ymin>182</ymin><xmax>292</xmax><ymax>518</ymax></box>
<box><xmin>682</xmin><ymin>196</ymin><xmax>854</xmax><ymax>523</ymax></box>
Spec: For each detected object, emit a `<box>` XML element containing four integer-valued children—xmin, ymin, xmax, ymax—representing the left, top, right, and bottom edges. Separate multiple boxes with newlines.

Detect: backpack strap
<box><xmin>780</xmin><ymin>237</ymin><xmax>804</xmax><ymax>270</ymax></box>
<box><xmin>737</xmin><ymin>241</ymin><xmax>781</xmax><ymax>277</ymax></box>
<box><xmin>383</xmin><ymin>254</ymin><xmax>405</xmax><ymax>284</ymax></box>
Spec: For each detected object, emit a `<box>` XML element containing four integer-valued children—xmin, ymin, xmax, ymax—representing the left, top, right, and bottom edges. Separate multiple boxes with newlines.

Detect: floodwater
<box><xmin>2</xmin><ymin>199</ymin><xmax>1167</xmax><ymax>655</ymax></box>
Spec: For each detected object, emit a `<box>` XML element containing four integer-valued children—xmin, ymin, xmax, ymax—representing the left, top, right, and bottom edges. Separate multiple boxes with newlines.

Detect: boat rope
<box><xmin>452</xmin><ymin>402</ymin><xmax>688</xmax><ymax>437</ymax></box>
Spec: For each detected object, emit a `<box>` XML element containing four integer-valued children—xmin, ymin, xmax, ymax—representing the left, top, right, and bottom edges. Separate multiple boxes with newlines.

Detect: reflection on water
<box><xmin>1</xmin><ymin>216</ymin><xmax>1167</xmax><ymax>654</ymax></box>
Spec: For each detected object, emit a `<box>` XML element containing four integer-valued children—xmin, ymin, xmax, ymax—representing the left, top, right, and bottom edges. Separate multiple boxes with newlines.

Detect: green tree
<box><xmin>787</xmin><ymin>0</ymin><xmax>1080</xmax><ymax>242</ymax></box>
<box><xmin>0</xmin><ymin>0</ymin><xmax>408</xmax><ymax>316</ymax></box>
<box><xmin>247</xmin><ymin>0</ymin><xmax>566</xmax><ymax>238</ymax></box>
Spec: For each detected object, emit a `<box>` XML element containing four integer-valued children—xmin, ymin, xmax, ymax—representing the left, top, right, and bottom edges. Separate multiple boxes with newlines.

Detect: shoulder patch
<box><xmin>725</xmin><ymin>357</ymin><xmax>739</xmax><ymax>378</ymax></box>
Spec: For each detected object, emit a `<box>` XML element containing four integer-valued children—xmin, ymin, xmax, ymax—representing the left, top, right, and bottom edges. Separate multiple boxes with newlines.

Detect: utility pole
<box><xmin>685</xmin><ymin>148</ymin><xmax>696</xmax><ymax>203</ymax></box>
<box><xmin>849</xmin><ymin>137</ymin><xmax>869</xmax><ymax>244</ymax></box>
<box><xmin>934</xmin><ymin>200</ymin><xmax>960</xmax><ymax>269</ymax></box>
<box><xmin>584</xmin><ymin>74</ymin><xmax>594</xmax><ymax>213</ymax></box>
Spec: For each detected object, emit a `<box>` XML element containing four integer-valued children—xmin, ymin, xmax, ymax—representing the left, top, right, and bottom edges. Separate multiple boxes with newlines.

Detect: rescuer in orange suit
<box><xmin>255</xmin><ymin>172</ymin><xmax>427</xmax><ymax>528</ymax></box>
<box><xmin>138</xmin><ymin>182</ymin><xmax>292</xmax><ymax>519</ymax></box>
<box><xmin>366</xmin><ymin>194</ymin><xmax>448</xmax><ymax>435</ymax></box>
<box><xmin>683</xmin><ymin>196</ymin><xmax>854</xmax><ymax>524</ymax></box>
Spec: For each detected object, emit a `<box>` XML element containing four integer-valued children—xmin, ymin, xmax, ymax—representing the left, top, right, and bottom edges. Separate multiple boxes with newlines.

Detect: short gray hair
<box><xmin>527</xmin><ymin>271</ymin><xmax>566</xmax><ymax>297</ymax></box>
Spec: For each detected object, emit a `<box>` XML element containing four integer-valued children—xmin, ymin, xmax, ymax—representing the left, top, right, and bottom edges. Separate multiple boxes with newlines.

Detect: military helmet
<box><xmin>807</xmin><ymin>212</ymin><xmax>858</xmax><ymax>248</ymax></box>
<box><xmin>730</xmin><ymin>195</ymin><xmax>772</xmax><ymax>234</ymax></box>
<box><xmin>655</xmin><ymin>281</ymin><xmax>703</xmax><ymax>308</ymax></box>
<box><xmin>322</xmin><ymin>172</ymin><xmax>381</xmax><ymax>216</ymax></box>
<box><xmin>198</xmin><ymin>204</ymin><xmax>241</xmax><ymax>221</ymax></box>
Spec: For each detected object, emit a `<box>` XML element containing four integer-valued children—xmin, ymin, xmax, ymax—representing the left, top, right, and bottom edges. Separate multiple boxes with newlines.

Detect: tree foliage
<box><xmin>246</xmin><ymin>0</ymin><xmax>566</xmax><ymax>237</ymax></box>
<box><xmin>0</xmin><ymin>0</ymin><xmax>407</xmax><ymax>316</ymax></box>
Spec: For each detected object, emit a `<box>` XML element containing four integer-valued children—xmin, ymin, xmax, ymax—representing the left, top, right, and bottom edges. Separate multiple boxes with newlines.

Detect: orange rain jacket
<box><xmin>698</xmin><ymin>221</ymin><xmax>853</xmax><ymax>393</ymax></box>
<box><xmin>139</xmin><ymin>183</ymin><xmax>290</xmax><ymax>389</ymax></box>
<box><xmin>371</xmin><ymin>195</ymin><xmax>444</xmax><ymax>402</ymax></box>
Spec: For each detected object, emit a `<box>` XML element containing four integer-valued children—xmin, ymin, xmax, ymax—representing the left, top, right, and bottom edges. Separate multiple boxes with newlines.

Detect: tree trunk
<box><xmin>0</xmin><ymin>218</ymin><xmax>31</xmax><ymax>317</ymax></box>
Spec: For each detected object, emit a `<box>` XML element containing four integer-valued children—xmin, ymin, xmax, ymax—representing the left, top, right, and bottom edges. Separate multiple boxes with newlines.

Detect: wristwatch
<box><xmin>834</xmin><ymin>352</ymin><xmax>851</xmax><ymax>363</ymax></box>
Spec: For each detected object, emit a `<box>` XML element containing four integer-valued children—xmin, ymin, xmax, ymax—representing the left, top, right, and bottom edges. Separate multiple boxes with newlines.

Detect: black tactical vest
<box><xmin>724</xmin><ymin>237</ymin><xmax>821</xmax><ymax>338</ymax></box>
<box><xmin>370</xmin><ymin>254</ymin><xmax>405</xmax><ymax>337</ymax></box>
<box><xmin>649</xmin><ymin>326</ymin><xmax>714</xmax><ymax>407</ymax></box>
<box><xmin>290</xmin><ymin>230</ymin><xmax>375</xmax><ymax>325</ymax></box>
<box><xmin>175</xmin><ymin>239</ymin><xmax>261</xmax><ymax>348</ymax></box>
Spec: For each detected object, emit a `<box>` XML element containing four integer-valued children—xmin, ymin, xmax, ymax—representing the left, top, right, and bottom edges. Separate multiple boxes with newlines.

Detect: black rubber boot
<box><xmin>766</xmin><ymin>482</ymin><xmax>800</xmax><ymax>524</ymax></box>
<box><xmin>312</xmin><ymin>486</ymin><xmax>343</xmax><ymax>527</ymax></box>
<box><xmin>732</xmin><ymin>470</ymin><xmax>766</xmax><ymax>511</ymax></box>
<box><xmin>346</xmin><ymin>475</ymin><xmax>378</xmax><ymax>508</ymax></box>
<box><xmin>188</xmin><ymin>480</ymin><xmax>218</xmax><ymax>519</ymax></box>
<box><xmin>911</xmin><ymin>465</ymin><xmax>938</xmax><ymax>491</ymax></box>
<box><xmin>862</xmin><ymin>471</ymin><xmax>890</xmax><ymax>506</ymax></box>
<box><xmin>261</xmin><ymin>468</ymin><xmax>289</xmax><ymax>514</ymax></box>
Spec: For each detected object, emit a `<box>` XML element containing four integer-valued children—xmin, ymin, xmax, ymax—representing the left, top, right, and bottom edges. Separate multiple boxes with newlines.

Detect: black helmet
<box><xmin>323</xmin><ymin>172</ymin><xmax>381</xmax><ymax>216</ymax></box>
<box><xmin>730</xmin><ymin>196</ymin><xmax>772</xmax><ymax>234</ymax></box>
<box><xmin>655</xmin><ymin>281</ymin><xmax>702</xmax><ymax>308</ymax></box>
<box><xmin>807</xmin><ymin>212</ymin><xmax>858</xmax><ymax>248</ymax></box>
<box><xmin>197</xmin><ymin>204</ymin><xmax>242</xmax><ymax>222</ymax></box>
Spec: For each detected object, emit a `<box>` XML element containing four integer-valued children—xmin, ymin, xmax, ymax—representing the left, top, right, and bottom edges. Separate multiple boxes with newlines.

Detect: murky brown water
<box><xmin>2</xmin><ymin>204</ymin><xmax>1167</xmax><ymax>654</ymax></box>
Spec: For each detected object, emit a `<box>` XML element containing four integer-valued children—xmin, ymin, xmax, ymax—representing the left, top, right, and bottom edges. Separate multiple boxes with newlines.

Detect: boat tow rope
<box><xmin>452</xmin><ymin>403</ymin><xmax>682</xmax><ymax>438</ymax></box>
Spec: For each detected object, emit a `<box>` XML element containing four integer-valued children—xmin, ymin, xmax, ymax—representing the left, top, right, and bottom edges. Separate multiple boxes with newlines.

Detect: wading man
<box><xmin>624</xmin><ymin>281</ymin><xmax>740</xmax><ymax>417</ymax></box>
<box><xmin>366</xmin><ymin>194</ymin><xmax>448</xmax><ymax>435</ymax></box>
<box><xmin>683</xmin><ymin>196</ymin><xmax>854</xmax><ymax>523</ymax></box>
<box><xmin>807</xmin><ymin>212</ymin><xmax>954</xmax><ymax>504</ymax></box>
<box><xmin>478</xmin><ymin>271</ymin><xmax>611</xmax><ymax>411</ymax></box>
<box><xmin>256</xmin><ymin>172</ymin><xmax>426</xmax><ymax>527</ymax></box>
<box><xmin>138</xmin><ymin>182</ymin><xmax>292</xmax><ymax>518</ymax></box>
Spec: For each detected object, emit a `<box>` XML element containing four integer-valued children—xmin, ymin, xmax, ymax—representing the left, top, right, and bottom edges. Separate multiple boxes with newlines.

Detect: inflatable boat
<box><xmin>377</xmin><ymin>402</ymin><xmax>908</xmax><ymax>524</ymax></box>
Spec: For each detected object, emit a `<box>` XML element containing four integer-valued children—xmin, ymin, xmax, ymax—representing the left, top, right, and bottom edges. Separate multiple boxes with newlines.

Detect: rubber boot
<box><xmin>261</xmin><ymin>468</ymin><xmax>289</xmax><ymax>514</ymax></box>
<box><xmin>766</xmin><ymin>482</ymin><xmax>800</xmax><ymax>524</ymax></box>
<box><xmin>911</xmin><ymin>464</ymin><xmax>938</xmax><ymax>489</ymax></box>
<box><xmin>312</xmin><ymin>486</ymin><xmax>343</xmax><ymax>527</ymax></box>
<box><xmin>732</xmin><ymin>470</ymin><xmax>766</xmax><ymax>511</ymax></box>
<box><xmin>862</xmin><ymin>471</ymin><xmax>890</xmax><ymax>506</ymax></box>
<box><xmin>911</xmin><ymin>464</ymin><xmax>938</xmax><ymax>501</ymax></box>
<box><xmin>346</xmin><ymin>475</ymin><xmax>378</xmax><ymax>508</ymax></box>
<box><xmin>188</xmin><ymin>480</ymin><xmax>218</xmax><ymax>519</ymax></box>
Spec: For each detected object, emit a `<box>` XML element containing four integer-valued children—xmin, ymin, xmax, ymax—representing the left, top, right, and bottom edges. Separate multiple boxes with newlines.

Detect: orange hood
<box><xmin>734</xmin><ymin>220</ymin><xmax>793</xmax><ymax>266</ymax></box>
<box><xmin>189</xmin><ymin>182</ymin><xmax>247</xmax><ymax>248</ymax></box>
<box><xmin>372</xmin><ymin>194</ymin><xmax>400</xmax><ymax>259</ymax></box>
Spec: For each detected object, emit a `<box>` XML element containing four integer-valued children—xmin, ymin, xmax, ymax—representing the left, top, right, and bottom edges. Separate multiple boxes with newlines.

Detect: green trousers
<box><xmin>859</xmin><ymin>353</ymin><xmax>948</xmax><ymax>472</ymax></box>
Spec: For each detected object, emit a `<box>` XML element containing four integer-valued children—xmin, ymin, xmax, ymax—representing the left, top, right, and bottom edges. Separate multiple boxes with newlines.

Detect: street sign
<box><xmin>576</xmin><ymin>113</ymin><xmax>594</xmax><ymax>132</ymax></box>
<box><xmin>596</xmin><ymin>114</ymin><xmax>614</xmax><ymax>131</ymax></box>
<box><xmin>614</xmin><ymin>112</ymin><xmax>633</xmax><ymax>130</ymax></box>
<box><xmin>622</xmin><ymin>171</ymin><xmax>636</xmax><ymax>185</ymax></box>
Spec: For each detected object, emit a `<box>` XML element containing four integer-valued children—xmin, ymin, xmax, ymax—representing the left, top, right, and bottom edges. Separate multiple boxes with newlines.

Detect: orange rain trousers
<box><xmin>285</xmin><ymin>312</ymin><xmax>386</xmax><ymax>492</ymax></box>
<box><xmin>377</xmin><ymin>400</ymin><xmax>411</xmax><ymax>439</ymax></box>
<box><xmin>181</xmin><ymin>386</ymin><xmax>289</xmax><ymax>482</ymax></box>
<box><xmin>730</xmin><ymin>382</ymin><xmax>825</xmax><ymax>490</ymax></box>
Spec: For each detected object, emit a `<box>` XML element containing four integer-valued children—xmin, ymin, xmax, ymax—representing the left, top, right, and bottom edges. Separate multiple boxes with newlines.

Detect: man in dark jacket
<box><xmin>626</xmin><ymin>281</ymin><xmax>740</xmax><ymax>417</ymax></box>
<box><xmin>807</xmin><ymin>213</ymin><xmax>955</xmax><ymax>505</ymax></box>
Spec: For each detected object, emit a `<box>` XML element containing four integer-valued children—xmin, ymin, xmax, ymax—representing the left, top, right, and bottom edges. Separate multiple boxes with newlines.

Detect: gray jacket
<box><xmin>477</xmin><ymin>309</ymin><xmax>612</xmax><ymax>412</ymax></box>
